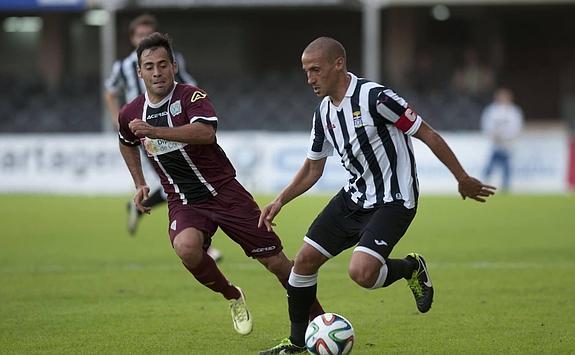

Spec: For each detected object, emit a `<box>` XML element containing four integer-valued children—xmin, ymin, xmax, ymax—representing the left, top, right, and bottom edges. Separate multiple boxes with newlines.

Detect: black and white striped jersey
<box><xmin>307</xmin><ymin>73</ymin><xmax>421</xmax><ymax>209</ymax></box>
<box><xmin>106</xmin><ymin>50</ymin><xmax>197</xmax><ymax>105</ymax></box>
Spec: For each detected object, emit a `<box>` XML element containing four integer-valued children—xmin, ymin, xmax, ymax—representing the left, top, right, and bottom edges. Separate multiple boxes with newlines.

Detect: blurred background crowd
<box><xmin>1</xmin><ymin>0</ymin><xmax>575</xmax><ymax>134</ymax></box>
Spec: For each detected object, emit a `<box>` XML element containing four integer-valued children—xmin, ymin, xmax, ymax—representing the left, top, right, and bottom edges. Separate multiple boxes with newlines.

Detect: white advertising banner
<box><xmin>0</xmin><ymin>130</ymin><xmax>569</xmax><ymax>195</ymax></box>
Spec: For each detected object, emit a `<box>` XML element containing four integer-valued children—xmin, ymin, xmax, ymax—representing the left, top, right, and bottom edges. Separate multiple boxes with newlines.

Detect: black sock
<box><xmin>142</xmin><ymin>188</ymin><xmax>166</xmax><ymax>208</ymax></box>
<box><xmin>288</xmin><ymin>283</ymin><xmax>317</xmax><ymax>347</ymax></box>
<box><xmin>383</xmin><ymin>258</ymin><xmax>416</xmax><ymax>287</ymax></box>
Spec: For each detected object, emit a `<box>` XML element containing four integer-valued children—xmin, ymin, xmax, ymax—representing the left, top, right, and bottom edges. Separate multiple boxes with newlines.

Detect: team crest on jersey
<box><xmin>191</xmin><ymin>91</ymin><xmax>207</xmax><ymax>103</ymax></box>
<box><xmin>353</xmin><ymin>110</ymin><xmax>364</xmax><ymax>128</ymax></box>
<box><xmin>170</xmin><ymin>100</ymin><xmax>182</xmax><ymax>116</ymax></box>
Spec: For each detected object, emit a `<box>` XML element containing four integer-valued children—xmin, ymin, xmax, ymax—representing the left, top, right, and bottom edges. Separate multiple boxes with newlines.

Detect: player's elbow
<box><xmin>202</xmin><ymin>131</ymin><xmax>216</xmax><ymax>144</ymax></box>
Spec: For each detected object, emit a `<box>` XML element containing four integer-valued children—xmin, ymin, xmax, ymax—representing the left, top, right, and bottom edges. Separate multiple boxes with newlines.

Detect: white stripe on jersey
<box><xmin>153</xmin><ymin>154</ymin><xmax>187</xmax><ymax>204</ymax></box>
<box><xmin>307</xmin><ymin>72</ymin><xmax>420</xmax><ymax>209</ymax></box>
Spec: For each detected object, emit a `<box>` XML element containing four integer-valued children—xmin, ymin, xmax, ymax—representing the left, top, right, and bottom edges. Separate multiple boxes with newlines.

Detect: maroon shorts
<box><xmin>167</xmin><ymin>179</ymin><xmax>283</xmax><ymax>258</ymax></box>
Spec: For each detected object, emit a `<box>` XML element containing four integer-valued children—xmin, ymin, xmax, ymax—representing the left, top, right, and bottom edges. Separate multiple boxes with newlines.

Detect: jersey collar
<box><xmin>145</xmin><ymin>82</ymin><xmax>177</xmax><ymax>108</ymax></box>
<box><xmin>344</xmin><ymin>72</ymin><xmax>358</xmax><ymax>98</ymax></box>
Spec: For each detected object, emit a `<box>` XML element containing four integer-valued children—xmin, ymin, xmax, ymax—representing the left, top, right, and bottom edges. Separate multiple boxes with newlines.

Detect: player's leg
<box><xmin>205</xmin><ymin>179</ymin><xmax>324</xmax><ymax>325</ymax></box>
<box><xmin>127</xmin><ymin>148</ymin><xmax>163</xmax><ymax>235</ymax></box>
<box><xmin>256</xmin><ymin>252</ymin><xmax>324</xmax><ymax>320</ymax></box>
<box><xmin>500</xmin><ymin>150</ymin><xmax>511</xmax><ymax>191</ymax></box>
<box><xmin>259</xmin><ymin>190</ymin><xmax>361</xmax><ymax>355</ymax></box>
<box><xmin>169</xmin><ymin>205</ymin><xmax>251</xmax><ymax>335</ymax></box>
<box><xmin>258</xmin><ymin>244</ymin><xmax>328</xmax><ymax>355</ymax></box>
<box><xmin>482</xmin><ymin>149</ymin><xmax>497</xmax><ymax>183</ymax></box>
<box><xmin>172</xmin><ymin>227</ymin><xmax>240</xmax><ymax>298</ymax></box>
<box><xmin>351</xmin><ymin>202</ymin><xmax>433</xmax><ymax>312</ymax></box>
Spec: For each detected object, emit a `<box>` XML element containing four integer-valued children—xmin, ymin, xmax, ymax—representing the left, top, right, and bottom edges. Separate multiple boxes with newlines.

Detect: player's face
<box><xmin>138</xmin><ymin>47</ymin><xmax>176</xmax><ymax>102</ymax></box>
<box><xmin>302</xmin><ymin>50</ymin><xmax>340</xmax><ymax>98</ymax></box>
<box><xmin>131</xmin><ymin>24</ymin><xmax>155</xmax><ymax>47</ymax></box>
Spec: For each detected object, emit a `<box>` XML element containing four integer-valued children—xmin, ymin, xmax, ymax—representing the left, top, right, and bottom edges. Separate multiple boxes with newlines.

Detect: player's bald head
<box><xmin>303</xmin><ymin>37</ymin><xmax>346</xmax><ymax>63</ymax></box>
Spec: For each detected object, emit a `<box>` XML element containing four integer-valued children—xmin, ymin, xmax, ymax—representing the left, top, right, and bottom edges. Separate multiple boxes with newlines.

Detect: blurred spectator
<box><xmin>452</xmin><ymin>48</ymin><xmax>495</xmax><ymax>102</ymax></box>
<box><xmin>480</xmin><ymin>87</ymin><xmax>524</xmax><ymax>191</ymax></box>
<box><xmin>409</xmin><ymin>51</ymin><xmax>440</xmax><ymax>95</ymax></box>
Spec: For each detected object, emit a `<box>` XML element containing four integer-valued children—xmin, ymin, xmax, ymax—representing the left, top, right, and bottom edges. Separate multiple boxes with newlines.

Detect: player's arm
<box><xmin>258</xmin><ymin>157</ymin><xmax>327</xmax><ymax>232</ymax></box>
<box><xmin>413</xmin><ymin>121</ymin><xmax>495</xmax><ymax>202</ymax></box>
<box><xmin>119</xmin><ymin>142</ymin><xmax>151</xmax><ymax>214</ymax></box>
<box><xmin>128</xmin><ymin>119</ymin><xmax>215</xmax><ymax>145</ymax></box>
<box><xmin>104</xmin><ymin>61</ymin><xmax>124</xmax><ymax>130</ymax></box>
<box><xmin>104</xmin><ymin>91</ymin><xmax>121</xmax><ymax>130</ymax></box>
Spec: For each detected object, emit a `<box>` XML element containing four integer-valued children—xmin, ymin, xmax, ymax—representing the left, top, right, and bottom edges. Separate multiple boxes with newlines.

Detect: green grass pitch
<box><xmin>0</xmin><ymin>194</ymin><xmax>574</xmax><ymax>354</ymax></box>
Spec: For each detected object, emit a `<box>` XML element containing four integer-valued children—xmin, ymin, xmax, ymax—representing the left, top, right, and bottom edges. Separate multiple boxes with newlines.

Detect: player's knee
<box><xmin>294</xmin><ymin>249</ymin><xmax>321</xmax><ymax>274</ymax></box>
<box><xmin>173</xmin><ymin>238</ymin><xmax>203</xmax><ymax>264</ymax></box>
<box><xmin>258</xmin><ymin>253</ymin><xmax>292</xmax><ymax>278</ymax></box>
<box><xmin>348</xmin><ymin>264</ymin><xmax>376</xmax><ymax>289</ymax></box>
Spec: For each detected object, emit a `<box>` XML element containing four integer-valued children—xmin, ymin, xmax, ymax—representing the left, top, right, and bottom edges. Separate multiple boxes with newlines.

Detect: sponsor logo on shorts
<box><xmin>251</xmin><ymin>246</ymin><xmax>276</xmax><ymax>253</ymax></box>
<box><xmin>374</xmin><ymin>239</ymin><xmax>387</xmax><ymax>246</ymax></box>
<box><xmin>170</xmin><ymin>220</ymin><xmax>177</xmax><ymax>231</ymax></box>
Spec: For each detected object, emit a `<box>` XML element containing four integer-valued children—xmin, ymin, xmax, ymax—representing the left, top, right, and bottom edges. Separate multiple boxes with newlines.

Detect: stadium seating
<box><xmin>0</xmin><ymin>71</ymin><xmax>485</xmax><ymax>133</ymax></box>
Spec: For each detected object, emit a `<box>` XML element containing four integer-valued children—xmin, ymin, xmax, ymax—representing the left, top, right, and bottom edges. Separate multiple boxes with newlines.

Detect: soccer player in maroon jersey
<box><xmin>105</xmin><ymin>14</ymin><xmax>222</xmax><ymax>264</ymax></box>
<box><xmin>117</xmin><ymin>32</ymin><xmax>322</xmax><ymax>336</ymax></box>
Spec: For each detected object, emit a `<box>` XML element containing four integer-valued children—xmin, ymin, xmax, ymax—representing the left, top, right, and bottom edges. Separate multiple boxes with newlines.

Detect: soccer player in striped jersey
<box><xmin>104</xmin><ymin>15</ymin><xmax>223</xmax><ymax>261</ymax></box>
<box><xmin>118</xmin><ymin>32</ymin><xmax>323</xmax><ymax>337</ymax></box>
<box><xmin>258</xmin><ymin>37</ymin><xmax>496</xmax><ymax>354</ymax></box>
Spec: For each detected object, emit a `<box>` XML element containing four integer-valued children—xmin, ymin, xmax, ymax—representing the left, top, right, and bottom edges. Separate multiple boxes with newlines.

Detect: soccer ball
<box><xmin>305</xmin><ymin>313</ymin><xmax>355</xmax><ymax>355</ymax></box>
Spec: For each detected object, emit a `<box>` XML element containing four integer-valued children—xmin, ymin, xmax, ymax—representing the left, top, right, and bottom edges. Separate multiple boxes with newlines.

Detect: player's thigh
<box><xmin>215</xmin><ymin>180</ymin><xmax>283</xmax><ymax>258</ymax></box>
<box><xmin>356</xmin><ymin>202</ymin><xmax>416</xmax><ymax>261</ymax></box>
<box><xmin>168</xmin><ymin>204</ymin><xmax>217</xmax><ymax>248</ymax></box>
<box><xmin>305</xmin><ymin>190</ymin><xmax>367</xmax><ymax>259</ymax></box>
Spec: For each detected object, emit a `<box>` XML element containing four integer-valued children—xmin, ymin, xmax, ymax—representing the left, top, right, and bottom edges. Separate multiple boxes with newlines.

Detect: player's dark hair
<box><xmin>136</xmin><ymin>32</ymin><xmax>175</xmax><ymax>66</ymax></box>
<box><xmin>129</xmin><ymin>14</ymin><xmax>158</xmax><ymax>38</ymax></box>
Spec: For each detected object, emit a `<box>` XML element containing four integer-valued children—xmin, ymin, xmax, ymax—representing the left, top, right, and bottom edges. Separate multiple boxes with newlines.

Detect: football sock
<box><xmin>383</xmin><ymin>258</ymin><xmax>415</xmax><ymax>287</ymax></box>
<box><xmin>183</xmin><ymin>252</ymin><xmax>241</xmax><ymax>300</ymax></box>
<box><xmin>370</xmin><ymin>263</ymin><xmax>389</xmax><ymax>289</ymax></box>
<box><xmin>142</xmin><ymin>188</ymin><xmax>166</xmax><ymax>208</ymax></box>
<box><xmin>288</xmin><ymin>271</ymin><xmax>318</xmax><ymax>347</ymax></box>
<box><xmin>278</xmin><ymin>276</ymin><xmax>324</xmax><ymax>320</ymax></box>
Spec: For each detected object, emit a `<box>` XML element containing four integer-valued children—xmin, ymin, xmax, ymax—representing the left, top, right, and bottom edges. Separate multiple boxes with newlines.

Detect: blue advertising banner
<box><xmin>0</xmin><ymin>0</ymin><xmax>85</xmax><ymax>11</ymax></box>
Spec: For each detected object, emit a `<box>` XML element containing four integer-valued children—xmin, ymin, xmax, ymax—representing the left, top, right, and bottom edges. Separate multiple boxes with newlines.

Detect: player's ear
<box><xmin>335</xmin><ymin>56</ymin><xmax>345</xmax><ymax>70</ymax></box>
<box><xmin>172</xmin><ymin>60</ymin><xmax>179</xmax><ymax>75</ymax></box>
<box><xmin>137</xmin><ymin>65</ymin><xmax>142</xmax><ymax>78</ymax></box>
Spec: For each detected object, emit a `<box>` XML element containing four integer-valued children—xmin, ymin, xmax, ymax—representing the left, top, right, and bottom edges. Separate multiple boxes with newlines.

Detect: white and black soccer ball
<box><xmin>305</xmin><ymin>312</ymin><xmax>355</xmax><ymax>355</ymax></box>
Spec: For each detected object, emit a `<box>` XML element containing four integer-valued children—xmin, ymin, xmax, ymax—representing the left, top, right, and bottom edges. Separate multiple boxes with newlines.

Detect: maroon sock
<box><xmin>183</xmin><ymin>253</ymin><xmax>241</xmax><ymax>300</ymax></box>
<box><xmin>278</xmin><ymin>277</ymin><xmax>324</xmax><ymax>320</ymax></box>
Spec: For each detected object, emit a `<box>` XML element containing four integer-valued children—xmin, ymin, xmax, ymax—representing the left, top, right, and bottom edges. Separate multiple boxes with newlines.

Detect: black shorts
<box><xmin>305</xmin><ymin>189</ymin><xmax>416</xmax><ymax>262</ymax></box>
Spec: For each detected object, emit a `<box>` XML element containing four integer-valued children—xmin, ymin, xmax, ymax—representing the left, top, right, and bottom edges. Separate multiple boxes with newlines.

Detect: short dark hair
<box><xmin>129</xmin><ymin>14</ymin><xmax>158</xmax><ymax>38</ymax></box>
<box><xmin>136</xmin><ymin>32</ymin><xmax>175</xmax><ymax>66</ymax></box>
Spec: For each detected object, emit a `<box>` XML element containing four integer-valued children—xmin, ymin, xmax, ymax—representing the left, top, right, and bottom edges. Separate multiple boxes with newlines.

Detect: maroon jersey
<box><xmin>118</xmin><ymin>83</ymin><xmax>236</xmax><ymax>205</ymax></box>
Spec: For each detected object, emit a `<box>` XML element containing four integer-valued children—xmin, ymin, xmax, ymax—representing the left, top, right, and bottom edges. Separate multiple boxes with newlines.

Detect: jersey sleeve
<box><xmin>105</xmin><ymin>60</ymin><xmax>124</xmax><ymax>94</ymax></box>
<box><xmin>307</xmin><ymin>105</ymin><xmax>334</xmax><ymax>160</ymax></box>
<box><xmin>374</xmin><ymin>88</ymin><xmax>422</xmax><ymax>136</ymax></box>
<box><xmin>183</xmin><ymin>88</ymin><xmax>218</xmax><ymax>127</ymax></box>
<box><xmin>117</xmin><ymin>106</ymin><xmax>140</xmax><ymax>147</ymax></box>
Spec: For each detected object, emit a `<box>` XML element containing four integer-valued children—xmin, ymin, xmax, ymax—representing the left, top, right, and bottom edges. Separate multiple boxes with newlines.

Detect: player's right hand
<box><xmin>258</xmin><ymin>201</ymin><xmax>282</xmax><ymax>232</ymax></box>
<box><xmin>134</xmin><ymin>185</ymin><xmax>151</xmax><ymax>214</ymax></box>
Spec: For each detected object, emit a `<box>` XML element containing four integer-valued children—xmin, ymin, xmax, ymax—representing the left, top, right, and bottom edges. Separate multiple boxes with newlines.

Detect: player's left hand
<box><xmin>258</xmin><ymin>201</ymin><xmax>282</xmax><ymax>232</ymax></box>
<box><xmin>134</xmin><ymin>185</ymin><xmax>152</xmax><ymax>214</ymax></box>
<box><xmin>129</xmin><ymin>119</ymin><xmax>157</xmax><ymax>138</ymax></box>
<box><xmin>458</xmin><ymin>176</ymin><xmax>496</xmax><ymax>202</ymax></box>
